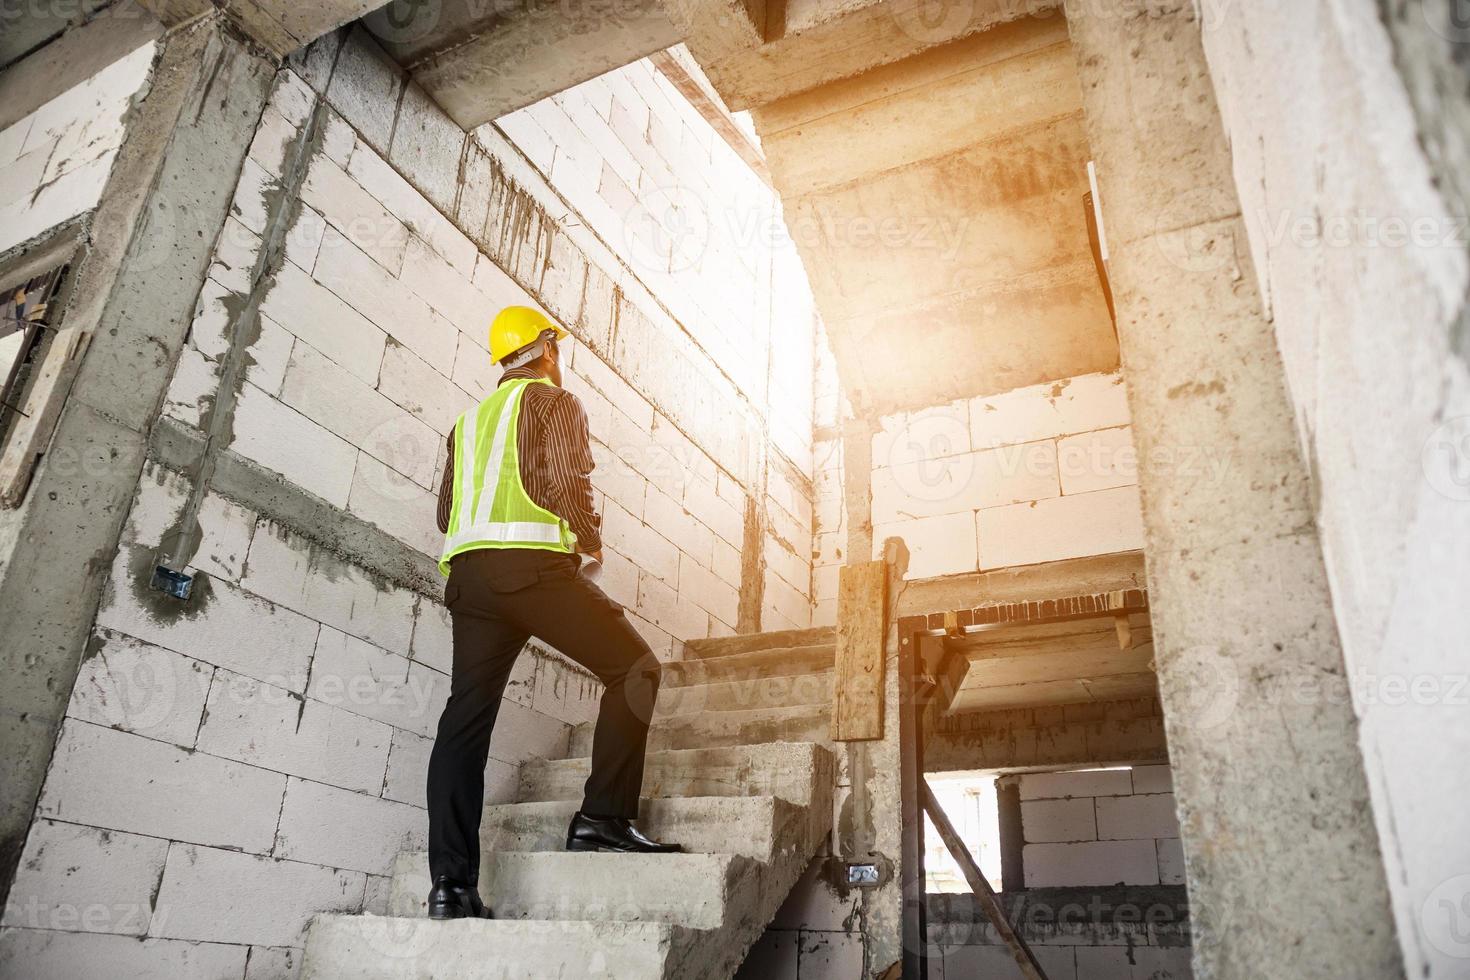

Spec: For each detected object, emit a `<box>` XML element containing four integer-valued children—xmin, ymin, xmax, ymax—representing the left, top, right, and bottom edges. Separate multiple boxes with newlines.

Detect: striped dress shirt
<box><xmin>435</xmin><ymin>367</ymin><xmax>601</xmax><ymax>553</ymax></box>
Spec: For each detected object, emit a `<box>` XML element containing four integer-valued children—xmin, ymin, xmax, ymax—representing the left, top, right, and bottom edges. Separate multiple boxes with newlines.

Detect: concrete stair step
<box><xmin>683</xmin><ymin>626</ymin><xmax>836</xmax><ymax>660</ymax></box>
<box><xmin>519</xmin><ymin>741</ymin><xmax>833</xmax><ymax>807</ymax></box>
<box><xmin>571</xmin><ymin>703</ymin><xmax>829</xmax><ymax>755</ymax></box>
<box><xmin>654</xmin><ymin>670</ymin><xmax>832</xmax><ymax>716</ymax></box>
<box><xmin>661</xmin><ymin>643</ymin><xmax>835</xmax><ymax>688</ymax></box>
<box><xmin>385</xmin><ymin>851</ymin><xmax>753</xmax><ymax>929</ymax></box>
<box><xmin>301</xmin><ymin>915</ymin><xmax>676</xmax><ymax>979</ymax></box>
<box><xmin>478</xmin><ymin>796</ymin><xmax>803</xmax><ymax>859</ymax></box>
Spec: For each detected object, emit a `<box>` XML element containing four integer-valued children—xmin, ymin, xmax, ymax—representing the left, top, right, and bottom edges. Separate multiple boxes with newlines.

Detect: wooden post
<box><xmin>831</xmin><ymin>559</ymin><xmax>888</xmax><ymax>741</ymax></box>
<box><xmin>921</xmin><ymin>780</ymin><xmax>1049</xmax><ymax>980</ymax></box>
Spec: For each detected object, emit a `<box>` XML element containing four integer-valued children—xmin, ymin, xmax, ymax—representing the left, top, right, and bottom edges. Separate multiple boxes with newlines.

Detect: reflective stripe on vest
<box><xmin>438</xmin><ymin>377</ymin><xmax>576</xmax><ymax>576</ymax></box>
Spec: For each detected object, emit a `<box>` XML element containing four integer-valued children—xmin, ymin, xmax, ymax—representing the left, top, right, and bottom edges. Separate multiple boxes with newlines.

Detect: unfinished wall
<box><xmin>813</xmin><ymin>369</ymin><xmax>1146</xmax><ymax>617</ymax></box>
<box><xmin>1196</xmin><ymin>4</ymin><xmax>1470</xmax><ymax>975</ymax></box>
<box><xmin>0</xmin><ymin>22</ymin><xmax>817</xmax><ymax>978</ymax></box>
<box><xmin>926</xmin><ymin>766</ymin><xmax>1191</xmax><ymax>980</ymax></box>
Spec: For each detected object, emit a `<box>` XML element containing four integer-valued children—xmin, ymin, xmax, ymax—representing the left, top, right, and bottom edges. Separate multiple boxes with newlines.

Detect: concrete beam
<box><xmin>1062</xmin><ymin>2</ymin><xmax>1402</xmax><ymax>978</ymax></box>
<box><xmin>925</xmin><ymin>697</ymin><xmax>1168</xmax><ymax>773</ymax></box>
<box><xmin>139</xmin><ymin>0</ymin><xmax>379</xmax><ymax>57</ymax></box>
<box><xmin>366</xmin><ymin>0</ymin><xmax>683</xmax><ymax>129</ymax></box>
<box><xmin>0</xmin><ymin>18</ymin><xmax>273</xmax><ymax>905</ymax></box>
<box><xmin>692</xmin><ymin>0</ymin><xmax>1060</xmax><ymax>110</ymax></box>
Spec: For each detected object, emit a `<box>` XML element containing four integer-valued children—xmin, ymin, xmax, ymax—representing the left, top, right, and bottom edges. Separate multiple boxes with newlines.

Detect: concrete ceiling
<box><xmin>941</xmin><ymin>612</ymin><xmax>1157</xmax><ymax>713</ymax></box>
<box><xmin>749</xmin><ymin>14</ymin><xmax>1118</xmax><ymax>412</ymax></box>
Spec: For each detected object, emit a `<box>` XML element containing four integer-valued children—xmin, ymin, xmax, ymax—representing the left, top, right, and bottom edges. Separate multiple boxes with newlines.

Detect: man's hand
<box><xmin>585</xmin><ymin>549</ymin><xmax>604</xmax><ymax>566</ymax></box>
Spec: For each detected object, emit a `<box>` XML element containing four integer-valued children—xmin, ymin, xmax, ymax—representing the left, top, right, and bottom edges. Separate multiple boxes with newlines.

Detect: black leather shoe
<box><xmin>427</xmin><ymin>876</ymin><xmax>493</xmax><ymax>920</ymax></box>
<box><xmin>565</xmin><ymin>813</ymin><xmax>683</xmax><ymax>853</ymax></box>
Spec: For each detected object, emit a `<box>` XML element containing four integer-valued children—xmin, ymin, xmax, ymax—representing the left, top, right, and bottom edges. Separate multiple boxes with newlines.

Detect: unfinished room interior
<box><xmin>1</xmin><ymin>0</ymin><xmax>1468</xmax><ymax>976</ymax></box>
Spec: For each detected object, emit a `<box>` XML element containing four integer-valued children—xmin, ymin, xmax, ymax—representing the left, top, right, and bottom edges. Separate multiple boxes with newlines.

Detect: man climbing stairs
<box><xmin>300</xmin><ymin>626</ymin><xmax>839</xmax><ymax>979</ymax></box>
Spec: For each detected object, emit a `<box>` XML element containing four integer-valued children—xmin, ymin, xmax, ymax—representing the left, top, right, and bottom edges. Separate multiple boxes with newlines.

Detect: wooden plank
<box><xmin>831</xmin><ymin>560</ymin><xmax>888</xmax><ymax>742</ymax></box>
<box><xmin>922</xmin><ymin>780</ymin><xmax>1049</xmax><ymax>980</ymax></box>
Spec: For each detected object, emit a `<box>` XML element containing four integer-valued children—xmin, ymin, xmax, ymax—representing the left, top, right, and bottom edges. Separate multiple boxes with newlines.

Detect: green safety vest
<box><xmin>439</xmin><ymin>377</ymin><xmax>576</xmax><ymax>576</ymax></box>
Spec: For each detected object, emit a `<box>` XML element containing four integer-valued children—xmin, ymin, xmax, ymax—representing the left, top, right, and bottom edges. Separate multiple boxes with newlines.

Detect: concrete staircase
<box><xmin>301</xmin><ymin>626</ymin><xmax>837</xmax><ymax>980</ymax></box>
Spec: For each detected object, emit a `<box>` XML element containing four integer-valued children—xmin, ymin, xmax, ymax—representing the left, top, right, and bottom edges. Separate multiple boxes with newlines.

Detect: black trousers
<box><xmin>426</xmin><ymin>548</ymin><xmax>661</xmax><ymax>884</ymax></box>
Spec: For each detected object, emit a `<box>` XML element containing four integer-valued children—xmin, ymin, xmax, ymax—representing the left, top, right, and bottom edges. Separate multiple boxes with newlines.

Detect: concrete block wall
<box><xmin>0</xmin><ymin>41</ymin><xmax>155</xmax><ymax>257</ymax></box>
<box><xmin>1196</xmin><ymin>6</ymin><xmax>1470</xmax><ymax>974</ymax></box>
<box><xmin>1013</xmin><ymin>767</ymin><xmax>1182</xmax><ymax>889</ymax></box>
<box><xmin>2</xmin><ymin>25</ymin><xmax>817</xmax><ymax>978</ymax></box>
<box><xmin>813</xmin><ymin>370</ymin><xmax>1145</xmax><ymax>592</ymax></box>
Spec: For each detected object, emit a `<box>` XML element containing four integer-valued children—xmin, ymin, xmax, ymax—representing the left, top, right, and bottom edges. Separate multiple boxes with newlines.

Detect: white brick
<box><xmin>300</xmin><ymin>155</ymin><xmax>408</xmax><ymax>273</ymax></box>
<box><xmin>976</xmin><ymin>485</ymin><xmax>1145</xmax><ymax>569</ymax></box>
<box><xmin>602</xmin><ymin>501</ymin><xmax>679</xmax><ymax>584</ymax></box>
<box><xmin>452</xmin><ymin>331</ymin><xmax>498</xmax><ymax>398</ymax></box>
<box><xmin>570</xmin><ymin>345</ymin><xmax>654</xmax><ymax>431</ymax></box>
<box><xmin>284</xmin><ymin>202</ymin><xmax>328</xmax><ymax>273</ymax></box>
<box><xmin>347</xmin><ymin>452</ymin><xmax>440</xmax><ymax>556</ymax></box>
<box><xmin>593</xmin><ymin>545</ymin><xmax>639</xmax><ymax>607</ymax></box>
<box><xmin>1096</xmin><ymin>793</ymin><xmax>1180</xmax><ymax>841</ymax></box>
<box><xmin>244</xmin><ymin>946</ymin><xmax>301</xmax><ymax>980</ymax></box>
<box><xmin>273</xmin><ymin>777</ymin><xmax>424</xmax><ymax>874</ymax></box>
<box><xmin>763</xmin><ymin>532</ymin><xmax>809</xmax><ymax>596</ymax></box>
<box><xmin>312</xmin><ymin>225</ymin><xmax>458</xmax><ymax>374</ymax></box>
<box><xmin>96</xmin><ymin>567</ymin><xmax>318</xmax><ymax>692</ymax></box>
<box><xmin>409</xmin><ymin>600</ymin><xmax>453</xmax><ymax>674</ymax></box>
<box><xmin>3</xmin><ymin>821</ymin><xmax>168</xmax><ymax>935</ymax></box>
<box><xmin>1056</xmin><ymin>425</ymin><xmax>1138</xmax><ymax>495</ymax></box>
<box><xmin>677</xmin><ymin>550</ymin><xmax>740</xmax><ymax>628</ymax></box>
<box><xmin>382</xmin><ymin>728</ymin><xmax>433</xmax><ymax>807</ymax></box>
<box><xmin>280</xmin><ymin>342</ymin><xmax>440</xmax><ymax>489</ymax></box>
<box><xmin>38</xmin><ymin>722</ymin><xmax>285</xmax><ymax>854</ymax></box>
<box><xmin>388</xmin><ymin>81</ymin><xmax>464</xmax><ymax>213</ymax></box>
<box><xmin>195</xmin><ymin>669</ymin><xmax>392</xmax><ymax>795</ymax></box>
<box><xmin>0</xmin><ymin>151</ymin><xmax>114</xmax><ymax>254</ymax></box>
<box><xmin>244</xmin><ymin>313</ymin><xmax>295</xmax><ymax>396</ymax></box>
<box><xmin>150</xmin><ymin>845</ymin><xmax>363</xmax><ymax>947</ymax></box>
<box><xmin>871</xmin><ymin>511</ymin><xmax>978</xmax><ymax>579</ymax></box>
<box><xmin>194</xmin><ymin>491</ymin><xmax>257</xmax><ymax>582</ymax></box>
<box><xmin>762</xmin><ymin>570</ymin><xmax>812</xmax><ymax>630</ymax></box>
<box><xmin>231</xmin><ymin>382</ymin><xmax>358</xmax><ymax>507</ymax></box>
<box><xmin>872</xmin><ymin>400</ymin><xmax>971</xmax><ymax>470</ymax></box>
<box><xmin>346</xmin><ymin>131</ymin><xmax>478</xmax><ymax>276</ymax></box>
<box><xmin>870</xmin><ymin>440</ymin><xmax>1060</xmax><ymax>523</ymax></box>
<box><xmin>471</xmin><ymin>251</ymin><xmax>539</xmax><ymax>313</ymax></box>
<box><xmin>0</xmin><ymin>930</ymin><xmax>247</xmax><ymax>980</ymax></box>
<box><xmin>161</xmin><ymin>348</ymin><xmax>216</xmax><ymax>427</ymax></box>
<box><xmin>240</xmin><ymin>526</ymin><xmax>416</xmax><ymax>657</ymax></box>
<box><xmin>261</xmin><ymin>262</ymin><xmax>387</xmax><ymax>385</ymax></box>
<box><xmin>636</xmin><ymin>571</ymin><xmax>710</xmax><ymax>642</ymax></box>
<box><xmin>1021</xmin><ymin>769</ymin><xmax>1134</xmax><ymax>800</ymax></box>
<box><xmin>378</xmin><ymin>342</ymin><xmax>477</xmax><ymax>432</ymax></box>
<box><xmin>624</xmin><ymin>609</ymin><xmax>675</xmax><ymax>660</ymax></box>
<box><xmin>399</xmin><ymin>234</ymin><xmax>494</xmax><ymax>340</ymax></box>
<box><xmin>325</xmin><ymin>34</ymin><xmax>402</xmax><ymax>152</ymax></box>
<box><xmin>643</xmin><ymin>484</ymin><xmax>713</xmax><ymax>564</ymax></box>
<box><xmin>590</xmin><ymin>438</ymin><xmax>649</xmax><ymax>519</ymax></box>
<box><xmin>488</xmin><ymin>700</ymin><xmax>572</xmax><ymax>767</ymax></box>
<box><xmin>712</xmin><ymin>539</ymin><xmax>742</xmax><ymax>588</ymax></box>
<box><xmin>67</xmin><ymin>632</ymin><xmax>212</xmax><ymax>747</ymax></box>
<box><xmin>1157</xmin><ymin>837</ymin><xmax>1186</xmax><ymax>885</ymax></box>
<box><xmin>1021</xmin><ymin>798</ymin><xmax>1097</xmax><ymax>843</ymax></box>
<box><xmin>683</xmin><ymin>476</ymin><xmax>743</xmax><ymax>547</ymax></box>
<box><xmin>969</xmin><ymin>371</ymin><xmax>1131</xmax><ymax>449</ymax></box>
<box><xmin>813</xmin><ymin>564</ymin><xmax>839</xmax><ymax>603</ymax></box>
<box><xmin>306</xmin><ymin>627</ymin><xmax>447</xmax><ymax>737</ymax></box>
<box><xmin>1023</xmin><ymin>839</ymin><xmax>1160</xmax><ymax>888</ymax></box>
<box><xmin>1131</xmin><ymin>765</ymin><xmax>1173</xmax><ymax>795</ymax></box>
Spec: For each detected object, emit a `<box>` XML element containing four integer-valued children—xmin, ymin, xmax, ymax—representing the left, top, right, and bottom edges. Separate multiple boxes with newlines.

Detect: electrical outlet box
<box><xmin>846</xmin><ymin>863</ymin><xmax>880</xmax><ymax>886</ymax></box>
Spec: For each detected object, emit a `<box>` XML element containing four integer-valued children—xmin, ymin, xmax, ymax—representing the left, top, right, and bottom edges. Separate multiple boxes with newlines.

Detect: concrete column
<box><xmin>0</xmin><ymin>20</ymin><xmax>272</xmax><ymax>903</ymax></box>
<box><xmin>1060</xmin><ymin>3</ymin><xmax>1402</xmax><ymax>977</ymax></box>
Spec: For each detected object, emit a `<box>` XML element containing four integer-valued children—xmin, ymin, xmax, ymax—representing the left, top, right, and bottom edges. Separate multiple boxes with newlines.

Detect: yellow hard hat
<box><xmin>488</xmin><ymin>305</ymin><xmax>568</xmax><ymax>364</ymax></box>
